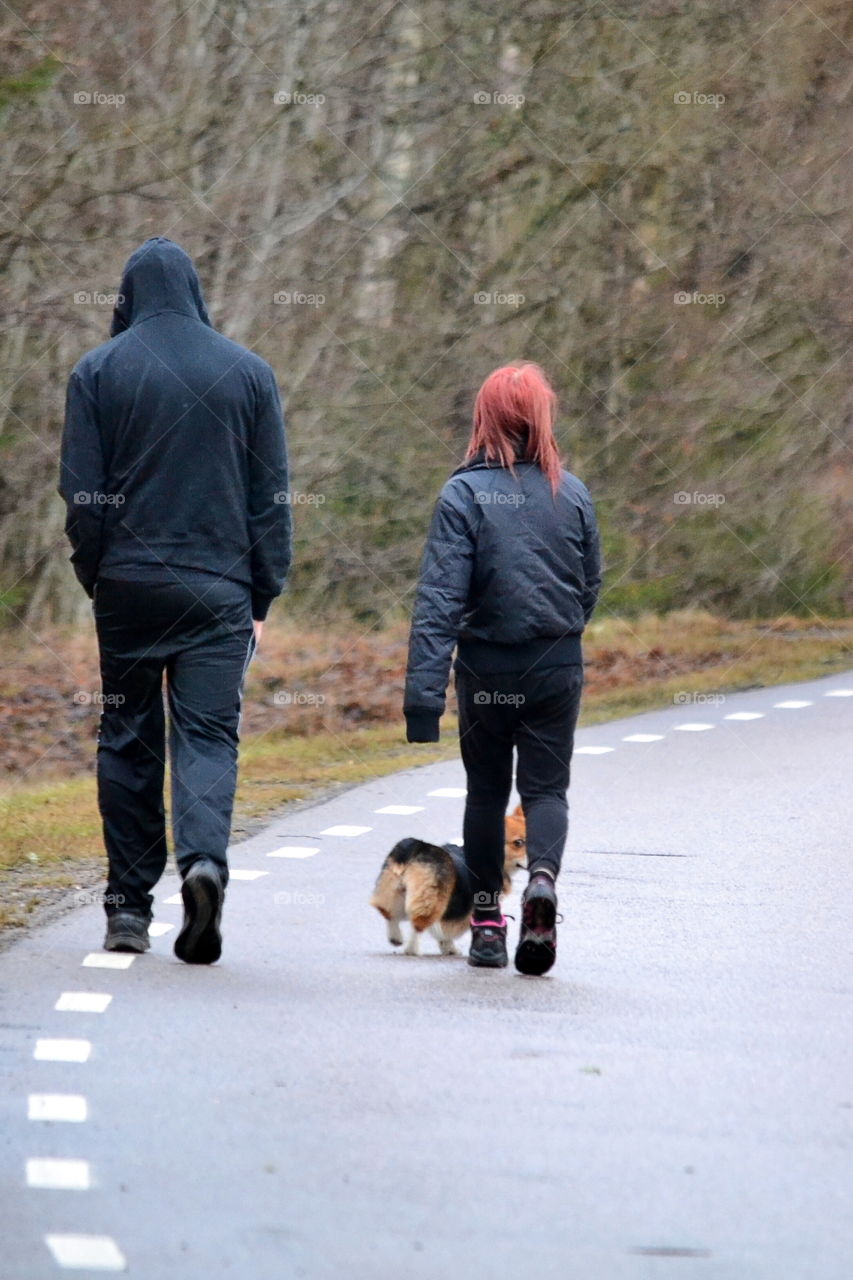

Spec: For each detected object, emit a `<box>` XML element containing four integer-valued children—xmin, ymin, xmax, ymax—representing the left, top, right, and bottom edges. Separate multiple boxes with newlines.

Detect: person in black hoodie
<box><xmin>59</xmin><ymin>237</ymin><xmax>292</xmax><ymax>963</ymax></box>
<box><xmin>404</xmin><ymin>362</ymin><xmax>601</xmax><ymax>974</ymax></box>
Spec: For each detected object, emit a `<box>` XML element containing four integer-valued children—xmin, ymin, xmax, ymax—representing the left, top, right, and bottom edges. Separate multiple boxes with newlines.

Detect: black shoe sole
<box><xmin>515</xmin><ymin>892</ymin><xmax>557</xmax><ymax>976</ymax></box>
<box><xmin>467</xmin><ymin>951</ymin><xmax>509</xmax><ymax>968</ymax></box>
<box><xmin>174</xmin><ymin>866</ymin><xmax>223</xmax><ymax>965</ymax></box>
<box><xmin>104</xmin><ymin>931</ymin><xmax>150</xmax><ymax>954</ymax></box>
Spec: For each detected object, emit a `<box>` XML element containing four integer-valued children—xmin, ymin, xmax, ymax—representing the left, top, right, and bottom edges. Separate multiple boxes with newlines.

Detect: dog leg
<box><xmin>387</xmin><ymin>917</ymin><xmax>403</xmax><ymax>947</ymax></box>
<box><xmin>430</xmin><ymin>922</ymin><xmax>460</xmax><ymax>956</ymax></box>
<box><xmin>403</xmin><ymin>927</ymin><xmax>422</xmax><ymax>956</ymax></box>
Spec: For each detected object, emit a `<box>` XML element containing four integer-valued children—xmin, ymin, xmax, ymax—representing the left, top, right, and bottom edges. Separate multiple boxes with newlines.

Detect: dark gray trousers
<box><xmin>94</xmin><ymin>570</ymin><xmax>254</xmax><ymax>917</ymax></box>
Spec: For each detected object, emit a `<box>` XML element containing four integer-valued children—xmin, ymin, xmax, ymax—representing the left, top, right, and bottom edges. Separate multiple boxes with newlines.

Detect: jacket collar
<box><xmin>451</xmin><ymin>446</ymin><xmax>534</xmax><ymax>477</ymax></box>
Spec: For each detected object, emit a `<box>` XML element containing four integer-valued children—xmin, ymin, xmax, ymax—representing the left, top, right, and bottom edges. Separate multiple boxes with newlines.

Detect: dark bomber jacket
<box><xmin>404</xmin><ymin>453</ymin><xmax>601</xmax><ymax>742</ymax></box>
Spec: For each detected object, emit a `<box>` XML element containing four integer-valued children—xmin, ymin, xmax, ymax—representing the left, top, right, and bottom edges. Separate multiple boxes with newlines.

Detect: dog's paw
<box><xmin>388</xmin><ymin>936</ymin><xmax>403</xmax><ymax>947</ymax></box>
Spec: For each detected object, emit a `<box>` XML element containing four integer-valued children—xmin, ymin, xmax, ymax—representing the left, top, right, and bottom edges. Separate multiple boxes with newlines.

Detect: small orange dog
<box><xmin>370</xmin><ymin>805</ymin><xmax>527</xmax><ymax>956</ymax></box>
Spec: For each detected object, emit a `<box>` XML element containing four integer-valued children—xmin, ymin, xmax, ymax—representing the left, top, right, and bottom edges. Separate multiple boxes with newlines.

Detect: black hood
<box><xmin>110</xmin><ymin>237</ymin><xmax>212</xmax><ymax>336</ymax></box>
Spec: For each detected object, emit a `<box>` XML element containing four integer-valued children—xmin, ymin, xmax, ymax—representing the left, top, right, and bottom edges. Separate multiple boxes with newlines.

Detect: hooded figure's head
<box><xmin>110</xmin><ymin>237</ymin><xmax>212</xmax><ymax>337</ymax></box>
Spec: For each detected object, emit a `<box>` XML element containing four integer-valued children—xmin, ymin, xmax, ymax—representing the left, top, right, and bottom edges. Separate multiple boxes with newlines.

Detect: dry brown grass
<box><xmin>1</xmin><ymin>608</ymin><xmax>851</xmax><ymax>938</ymax></box>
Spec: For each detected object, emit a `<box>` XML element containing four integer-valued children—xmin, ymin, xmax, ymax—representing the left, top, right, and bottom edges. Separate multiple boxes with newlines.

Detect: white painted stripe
<box><xmin>427</xmin><ymin>787</ymin><xmax>466</xmax><ymax>798</ymax></box>
<box><xmin>28</xmin><ymin>1094</ymin><xmax>88</xmax><ymax>1122</ymax></box>
<box><xmin>55</xmin><ymin>993</ymin><xmax>112</xmax><ymax>1014</ymax></box>
<box><xmin>228</xmin><ymin>869</ymin><xmax>268</xmax><ymax>881</ymax></box>
<box><xmin>622</xmin><ymin>733</ymin><xmax>664</xmax><ymax>743</ymax></box>
<box><xmin>774</xmin><ymin>699</ymin><xmax>813</xmax><ymax>708</ymax></box>
<box><xmin>374</xmin><ymin>804</ymin><xmax>424</xmax><ymax>815</ymax></box>
<box><xmin>724</xmin><ymin>711</ymin><xmax>765</xmax><ymax>721</ymax></box>
<box><xmin>162</xmin><ymin>893</ymin><xmax>183</xmax><ymax>905</ymax></box>
<box><xmin>267</xmin><ymin>845</ymin><xmax>319</xmax><ymax>859</ymax></box>
<box><xmin>82</xmin><ymin>953</ymin><xmax>135</xmax><ymax>969</ymax></box>
<box><xmin>673</xmin><ymin>723</ymin><xmax>715</xmax><ymax>732</ymax></box>
<box><xmin>320</xmin><ymin>824</ymin><xmax>371</xmax><ymax>837</ymax></box>
<box><xmin>34</xmin><ymin>1039</ymin><xmax>91</xmax><ymax>1063</ymax></box>
<box><xmin>825</xmin><ymin>689</ymin><xmax>853</xmax><ymax>697</ymax></box>
<box><xmin>147</xmin><ymin>922</ymin><xmax>174</xmax><ymax>937</ymax></box>
<box><xmin>45</xmin><ymin>1233</ymin><xmax>126</xmax><ymax>1270</ymax></box>
<box><xmin>27</xmin><ymin>1157</ymin><xmax>91</xmax><ymax>1190</ymax></box>
<box><xmin>574</xmin><ymin>745</ymin><xmax>614</xmax><ymax>755</ymax></box>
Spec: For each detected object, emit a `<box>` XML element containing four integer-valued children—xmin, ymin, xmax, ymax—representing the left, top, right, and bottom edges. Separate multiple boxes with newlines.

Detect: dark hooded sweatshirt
<box><xmin>59</xmin><ymin>237</ymin><xmax>291</xmax><ymax>620</ymax></box>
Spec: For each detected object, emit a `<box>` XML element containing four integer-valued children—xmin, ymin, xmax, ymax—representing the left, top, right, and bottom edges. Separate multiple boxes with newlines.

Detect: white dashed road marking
<box><xmin>26</xmin><ymin>1158</ymin><xmax>91</xmax><ymax>1190</ymax></box>
<box><xmin>320</xmin><ymin>825</ymin><xmax>371</xmax><ymax>837</ymax></box>
<box><xmin>28</xmin><ymin>1094</ymin><xmax>88</xmax><ymax>1123</ymax></box>
<box><xmin>82</xmin><ymin>953</ymin><xmax>135</xmax><ymax>969</ymax></box>
<box><xmin>34</xmin><ymin>1039</ymin><xmax>91</xmax><ymax>1063</ymax></box>
<box><xmin>44</xmin><ymin>1233</ymin><xmax>127</xmax><ymax>1270</ymax></box>
<box><xmin>55</xmin><ymin>993</ymin><xmax>112</xmax><ymax>1014</ymax></box>
<box><xmin>8</xmin><ymin>677</ymin><xmax>845</xmax><ymax>1280</ymax></box>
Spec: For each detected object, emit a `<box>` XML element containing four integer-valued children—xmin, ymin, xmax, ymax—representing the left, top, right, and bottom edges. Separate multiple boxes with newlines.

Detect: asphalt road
<box><xmin>2</xmin><ymin>671</ymin><xmax>851</xmax><ymax>1279</ymax></box>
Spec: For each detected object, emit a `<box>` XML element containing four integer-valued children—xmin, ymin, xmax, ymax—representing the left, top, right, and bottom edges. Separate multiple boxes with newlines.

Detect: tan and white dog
<box><xmin>369</xmin><ymin>805</ymin><xmax>527</xmax><ymax>956</ymax></box>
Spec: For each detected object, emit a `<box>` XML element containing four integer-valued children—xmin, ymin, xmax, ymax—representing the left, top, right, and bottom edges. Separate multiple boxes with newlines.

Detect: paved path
<box><xmin>2</xmin><ymin>672</ymin><xmax>852</xmax><ymax>1278</ymax></box>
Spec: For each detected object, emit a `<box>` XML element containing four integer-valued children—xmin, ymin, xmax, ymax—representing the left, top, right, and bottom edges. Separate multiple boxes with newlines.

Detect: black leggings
<box><xmin>455</xmin><ymin>664</ymin><xmax>584</xmax><ymax>917</ymax></box>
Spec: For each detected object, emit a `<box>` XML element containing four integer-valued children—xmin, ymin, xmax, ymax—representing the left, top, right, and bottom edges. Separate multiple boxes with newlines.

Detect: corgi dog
<box><xmin>370</xmin><ymin>804</ymin><xmax>527</xmax><ymax>956</ymax></box>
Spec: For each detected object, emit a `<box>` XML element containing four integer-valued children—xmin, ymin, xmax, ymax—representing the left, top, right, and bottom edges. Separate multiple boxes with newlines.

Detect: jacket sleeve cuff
<box><xmin>405</xmin><ymin>710</ymin><xmax>441</xmax><ymax>743</ymax></box>
<box><xmin>251</xmin><ymin>593</ymin><xmax>275</xmax><ymax>621</ymax></box>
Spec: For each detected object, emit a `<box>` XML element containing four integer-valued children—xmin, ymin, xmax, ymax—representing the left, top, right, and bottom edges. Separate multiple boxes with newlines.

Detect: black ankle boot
<box><xmin>174</xmin><ymin>859</ymin><xmax>225</xmax><ymax>965</ymax></box>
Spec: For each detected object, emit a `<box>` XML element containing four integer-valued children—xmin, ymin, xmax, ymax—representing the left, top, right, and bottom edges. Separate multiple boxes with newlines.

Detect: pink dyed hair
<box><xmin>466</xmin><ymin>362</ymin><xmax>562</xmax><ymax>493</ymax></box>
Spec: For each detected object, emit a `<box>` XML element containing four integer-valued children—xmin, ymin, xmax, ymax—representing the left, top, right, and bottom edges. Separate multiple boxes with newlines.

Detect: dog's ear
<box><xmin>512</xmin><ymin>803</ymin><xmax>524</xmax><ymax>817</ymax></box>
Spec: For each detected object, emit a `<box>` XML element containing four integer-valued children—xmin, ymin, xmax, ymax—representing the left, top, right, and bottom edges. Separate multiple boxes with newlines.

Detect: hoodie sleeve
<box><xmin>580</xmin><ymin>489</ymin><xmax>602</xmax><ymax>623</ymax></box>
<box><xmin>404</xmin><ymin>482</ymin><xmax>477</xmax><ymax>743</ymax></box>
<box><xmin>248</xmin><ymin>364</ymin><xmax>292</xmax><ymax>621</ymax></box>
<box><xmin>58</xmin><ymin>367</ymin><xmax>106</xmax><ymax>598</ymax></box>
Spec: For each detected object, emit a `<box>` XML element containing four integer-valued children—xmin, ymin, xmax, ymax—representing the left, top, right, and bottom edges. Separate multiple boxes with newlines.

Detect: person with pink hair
<box><xmin>404</xmin><ymin>363</ymin><xmax>601</xmax><ymax>974</ymax></box>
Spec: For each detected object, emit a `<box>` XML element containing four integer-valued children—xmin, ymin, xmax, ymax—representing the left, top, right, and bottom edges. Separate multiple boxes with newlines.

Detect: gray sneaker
<box><xmin>104</xmin><ymin>911</ymin><xmax>151</xmax><ymax>954</ymax></box>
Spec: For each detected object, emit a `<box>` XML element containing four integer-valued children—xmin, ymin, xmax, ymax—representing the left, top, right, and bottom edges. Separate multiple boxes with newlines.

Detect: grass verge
<box><xmin>1</xmin><ymin>609</ymin><xmax>851</xmax><ymax>942</ymax></box>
